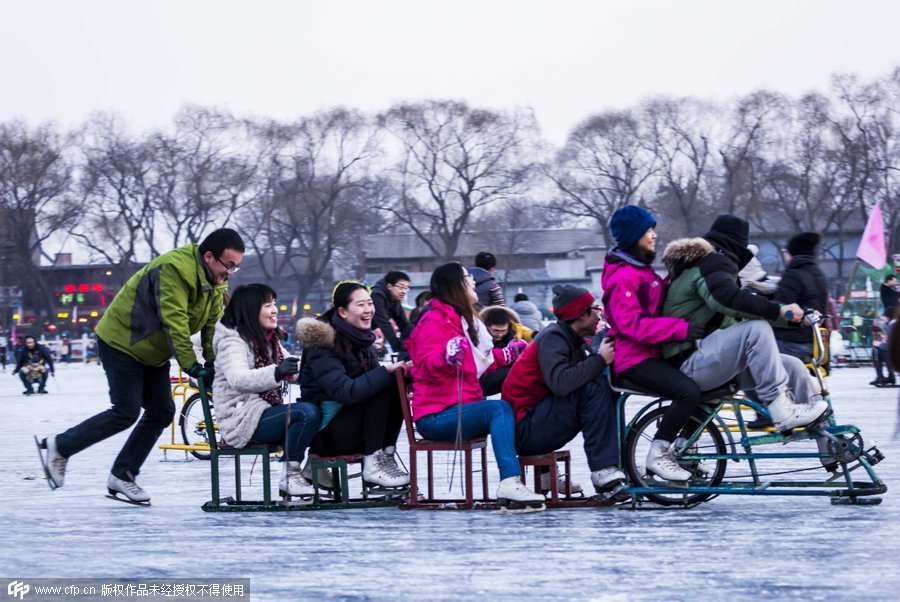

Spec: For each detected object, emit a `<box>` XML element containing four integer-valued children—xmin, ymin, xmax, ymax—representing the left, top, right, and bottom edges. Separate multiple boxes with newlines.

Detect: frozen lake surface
<box><xmin>2</xmin><ymin>363</ymin><xmax>898</xmax><ymax>601</ymax></box>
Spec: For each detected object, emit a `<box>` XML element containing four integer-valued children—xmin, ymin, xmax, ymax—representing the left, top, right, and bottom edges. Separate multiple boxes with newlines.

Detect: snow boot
<box><xmin>363</xmin><ymin>451</ymin><xmax>409</xmax><ymax>489</ymax></box>
<box><xmin>280</xmin><ymin>461</ymin><xmax>314</xmax><ymax>499</ymax></box>
<box><xmin>646</xmin><ymin>439</ymin><xmax>692</xmax><ymax>481</ymax></box>
<box><xmin>766</xmin><ymin>391</ymin><xmax>830</xmax><ymax>432</ymax></box>
<box><xmin>496</xmin><ymin>476</ymin><xmax>545</xmax><ymax>510</ymax></box>
<box><xmin>35</xmin><ymin>435</ymin><xmax>67</xmax><ymax>489</ymax></box>
<box><xmin>107</xmin><ymin>472</ymin><xmax>151</xmax><ymax>505</ymax></box>
<box><xmin>539</xmin><ymin>471</ymin><xmax>583</xmax><ymax>496</ymax></box>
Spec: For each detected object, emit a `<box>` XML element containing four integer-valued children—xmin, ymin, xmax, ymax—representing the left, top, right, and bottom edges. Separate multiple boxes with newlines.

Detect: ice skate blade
<box><xmin>495</xmin><ymin>500</ymin><xmax>546</xmax><ymax>514</ymax></box>
<box><xmin>105</xmin><ymin>493</ymin><xmax>151</xmax><ymax>507</ymax></box>
<box><xmin>33</xmin><ymin>435</ymin><xmax>59</xmax><ymax>491</ymax></box>
<box><xmin>643</xmin><ymin>474</ymin><xmax>691</xmax><ymax>489</ymax></box>
<box><xmin>593</xmin><ymin>481</ymin><xmax>630</xmax><ymax>503</ymax></box>
<box><xmin>279</xmin><ymin>492</ymin><xmax>314</xmax><ymax>506</ymax></box>
<box><xmin>831</xmin><ymin>496</ymin><xmax>882</xmax><ymax>506</ymax></box>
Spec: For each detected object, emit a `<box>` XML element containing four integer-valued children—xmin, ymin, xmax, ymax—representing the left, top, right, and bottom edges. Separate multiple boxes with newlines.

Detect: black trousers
<box><xmin>312</xmin><ymin>387</ymin><xmax>403</xmax><ymax>456</ymax></box>
<box><xmin>620</xmin><ymin>358</ymin><xmax>702</xmax><ymax>443</ymax></box>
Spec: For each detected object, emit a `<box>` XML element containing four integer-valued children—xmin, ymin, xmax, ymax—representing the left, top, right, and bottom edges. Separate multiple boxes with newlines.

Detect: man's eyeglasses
<box><xmin>389</xmin><ymin>284</ymin><xmax>410</xmax><ymax>292</ymax></box>
<box><xmin>214</xmin><ymin>256</ymin><xmax>241</xmax><ymax>274</ymax></box>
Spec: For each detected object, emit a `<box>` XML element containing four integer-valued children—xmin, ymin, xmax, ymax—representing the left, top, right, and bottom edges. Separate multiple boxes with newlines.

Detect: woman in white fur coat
<box><xmin>213</xmin><ymin>284</ymin><xmax>321</xmax><ymax>500</ymax></box>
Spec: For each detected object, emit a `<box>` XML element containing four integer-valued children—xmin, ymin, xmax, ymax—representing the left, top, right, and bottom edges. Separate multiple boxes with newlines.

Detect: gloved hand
<box><xmin>185</xmin><ymin>361</ymin><xmax>215</xmax><ymax>388</ymax></box>
<box><xmin>501</xmin><ymin>339</ymin><xmax>528</xmax><ymax>365</ymax></box>
<box><xmin>274</xmin><ymin>357</ymin><xmax>300</xmax><ymax>380</ymax></box>
<box><xmin>445</xmin><ymin>336</ymin><xmax>471</xmax><ymax>366</ymax></box>
<box><xmin>686</xmin><ymin>322</ymin><xmax>706</xmax><ymax>341</ymax></box>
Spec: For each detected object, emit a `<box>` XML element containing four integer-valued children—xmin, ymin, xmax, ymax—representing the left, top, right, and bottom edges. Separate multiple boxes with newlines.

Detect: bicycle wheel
<box><xmin>624</xmin><ymin>405</ymin><xmax>728</xmax><ymax>506</ymax></box>
<box><xmin>180</xmin><ymin>393</ymin><xmax>215</xmax><ymax>460</ymax></box>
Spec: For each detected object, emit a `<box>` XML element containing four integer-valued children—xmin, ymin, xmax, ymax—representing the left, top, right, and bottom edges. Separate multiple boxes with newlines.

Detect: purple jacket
<box><xmin>601</xmin><ymin>250</ymin><xmax>691</xmax><ymax>374</ymax></box>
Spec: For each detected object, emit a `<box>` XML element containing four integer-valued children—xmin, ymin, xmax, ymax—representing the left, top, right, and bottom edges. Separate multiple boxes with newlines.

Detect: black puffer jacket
<box><xmin>296</xmin><ymin>317</ymin><xmax>392</xmax><ymax>406</ymax></box>
<box><xmin>773</xmin><ymin>256</ymin><xmax>828</xmax><ymax>344</ymax></box>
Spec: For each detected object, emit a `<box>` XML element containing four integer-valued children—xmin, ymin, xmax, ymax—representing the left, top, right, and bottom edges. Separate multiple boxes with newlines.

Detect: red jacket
<box><xmin>406</xmin><ymin>299</ymin><xmax>504</xmax><ymax>420</ymax></box>
<box><xmin>601</xmin><ymin>250</ymin><xmax>690</xmax><ymax>374</ymax></box>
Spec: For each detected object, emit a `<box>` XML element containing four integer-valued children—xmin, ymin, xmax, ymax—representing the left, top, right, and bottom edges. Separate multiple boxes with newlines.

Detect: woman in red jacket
<box><xmin>406</xmin><ymin>262</ymin><xmax>543</xmax><ymax>506</ymax></box>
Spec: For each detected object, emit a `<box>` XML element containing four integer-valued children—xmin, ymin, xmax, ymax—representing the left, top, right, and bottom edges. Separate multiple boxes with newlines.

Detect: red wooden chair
<box><xmin>395</xmin><ymin>369</ymin><xmax>491</xmax><ymax>509</ymax></box>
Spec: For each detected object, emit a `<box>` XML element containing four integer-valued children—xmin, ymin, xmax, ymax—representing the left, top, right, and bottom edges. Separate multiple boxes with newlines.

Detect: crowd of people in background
<box><xmin>25</xmin><ymin>214</ymin><xmax>900</xmax><ymax>507</ymax></box>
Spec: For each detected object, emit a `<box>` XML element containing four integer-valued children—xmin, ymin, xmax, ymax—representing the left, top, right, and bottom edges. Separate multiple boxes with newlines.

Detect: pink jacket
<box><xmin>406</xmin><ymin>298</ymin><xmax>502</xmax><ymax>420</ymax></box>
<box><xmin>601</xmin><ymin>251</ymin><xmax>690</xmax><ymax>374</ymax></box>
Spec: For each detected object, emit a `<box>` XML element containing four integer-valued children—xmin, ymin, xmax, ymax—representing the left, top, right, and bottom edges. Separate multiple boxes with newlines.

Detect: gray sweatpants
<box><xmin>679</xmin><ymin>320</ymin><xmax>818</xmax><ymax>405</ymax></box>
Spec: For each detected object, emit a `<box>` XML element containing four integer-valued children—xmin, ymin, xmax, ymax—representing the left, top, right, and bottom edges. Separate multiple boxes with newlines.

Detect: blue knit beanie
<box><xmin>610</xmin><ymin>206</ymin><xmax>657</xmax><ymax>251</ymax></box>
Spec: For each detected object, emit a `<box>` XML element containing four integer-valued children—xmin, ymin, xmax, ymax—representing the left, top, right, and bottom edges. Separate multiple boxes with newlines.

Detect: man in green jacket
<box><xmin>36</xmin><ymin>228</ymin><xmax>245</xmax><ymax>504</ymax></box>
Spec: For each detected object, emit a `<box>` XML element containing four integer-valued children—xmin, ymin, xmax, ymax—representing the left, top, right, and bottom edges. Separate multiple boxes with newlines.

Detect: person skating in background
<box><xmin>35</xmin><ymin>228</ymin><xmax>244</xmax><ymax>504</ymax></box>
<box><xmin>370</xmin><ymin>270</ymin><xmax>411</xmax><ymax>357</ymax></box>
<box><xmin>872</xmin><ymin>308</ymin><xmax>897</xmax><ymax>387</ymax></box>
<box><xmin>881</xmin><ymin>274</ymin><xmax>899</xmax><ymax>320</ymax></box>
<box><xmin>213</xmin><ymin>284</ymin><xmax>321</xmax><ymax>501</ymax></box>
<box><xmin>406</xmin><ymin>262</ymin><xmax>544</xmax><ymax>508</ymax></box>
<box><xmin>469</xmin><ymin>251</ymin><xmax>505</xmax><ymax>309</ymax></box>
<box><xmin>14</xmin><ymin>335</ymin><xmax>55</xmax><ymax>395</ymax></box>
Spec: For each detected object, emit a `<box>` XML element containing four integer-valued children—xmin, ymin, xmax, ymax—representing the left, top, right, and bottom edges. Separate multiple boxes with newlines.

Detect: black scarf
<box><xmin>330</xmin><ymin>314</ymin><xmax>377</xmax><ymax>349</ymax></box>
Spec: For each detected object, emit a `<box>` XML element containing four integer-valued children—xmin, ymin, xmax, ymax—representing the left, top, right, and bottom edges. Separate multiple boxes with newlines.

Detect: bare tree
<box><xmin>378</xmin><ymin>100</ymin><xmax>538</xmax><ymax>261</ymax></box>
<box><xmin>545</xmin><ymin>109</ymin><xmax>657</xmax><ymax>248</ymax></box>
<box><xmin>0</xmin><ymin>121</ymin><xmax>76</xmax><ymax>315</ymax></box>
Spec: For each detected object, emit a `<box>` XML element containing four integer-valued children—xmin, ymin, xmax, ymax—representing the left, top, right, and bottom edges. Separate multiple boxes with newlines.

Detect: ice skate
<box><xmin>279</xmin><ymin>461</ymin><xmax>314</xmax><ymax>503</ymax></box>
<box><xmin>301</xmin><ymin>460</ymin><xmax>335</xmax><ymax>494</ymax></box>
<box><xmin>362</xmin><ymin>450</ymin><xmax>410</xmax><ymax>494</ymax></box>
<box><xmin>539</xmin><ymin>471</ymin><xmax>584</xmax><ymax>497</ymax></box>
<box><xmin>645</xmin><ymin>439</ymin><xmax>692</xmax><ymax>482</ymax></box>
<box><xmin>591</xmin><ymin>466</ymin><xmax>629</xmax><ymax>501</ymax></box>
<box><xmin>766</xmin><ymin>392</ymin><xmax>830</xmax><ymax>432</ymax></box>
<box><xmin>673</xmin><ymin>437</ymin><xmax>712</xmax><ymax>478</ymax></box>
<box><xmin>106</xmin><ymin>472</ymin><xmax>151</xmax><ymax>506</ymax></box>
<box><xmin>495</xmin><ymin>476</ymin><xmax>546</xmax><ymax>513</ymax></box>
<box><xmin>34</xmin><ymin>435</ymin><xmax>67</xmax><ymax>490</ymax></box>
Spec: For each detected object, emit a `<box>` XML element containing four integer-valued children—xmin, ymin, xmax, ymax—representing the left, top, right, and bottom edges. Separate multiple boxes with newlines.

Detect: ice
<box><xmin>2</xmin><ymin>363</ymin><xmax>898</xmax><ymax>600</ymax></box>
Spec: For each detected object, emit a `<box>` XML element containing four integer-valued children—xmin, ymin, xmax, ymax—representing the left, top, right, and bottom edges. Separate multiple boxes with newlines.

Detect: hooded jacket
<box><xmin>370</xmin><ymin>278</ymin><xmax>410</xmax><ymax>354</ymax></box>
<box><xmin>212</xmin><ymin>322</ymin><xmax>291</xmax><ymax>448</ymax></box>
<box><xmin>509</xmin><ymin>299</ymin><xmax>543</xmax><ymax>332</ymax></box>
<box><xmin>772</xmin><ymin>255</ymin><xmax>828</xmax><ymax>344</ymax></box>
<box><xmin>95</xmin><ymin>243</ymin><xmax>226</xmax><ymax>368</ymax></box>
<box><xmin>662</xmin><ymin>237</ymin><xmax>784</xmax><ymax>360</ymax></box>
<box><xmin>405</xmin><ymin>298</ymin><xmax>506</xmax><ymax>420</ymax></box>
<box><xmin>295</xmin><ymin>317</ymin><xmax>392</xmax><ymax>408</ymax></box>
<box><xmin>468</xmin><ymin>266</ymin><xmax>505</xmax><ymax>308</ymax></box>
<box><xmin>601</xmin><ymin>250</ymin><xmax>691</xmax><ymax>374</ymax></box>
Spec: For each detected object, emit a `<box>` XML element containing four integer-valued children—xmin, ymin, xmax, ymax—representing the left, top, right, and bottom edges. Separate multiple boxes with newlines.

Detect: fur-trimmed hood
<box><xmin>478</xmin><ymin>305</ymin><xmax>522</xmax><ymax>324</ymax></box>
<box><xmin>295</xmin><ymin>317</ymin><xmax>335</xmax><ymax>349</ymax></box>
<box><xmin>662</xmin><ymin>237</ymin><xmax>715</xmax><ymax>272</ymax></box>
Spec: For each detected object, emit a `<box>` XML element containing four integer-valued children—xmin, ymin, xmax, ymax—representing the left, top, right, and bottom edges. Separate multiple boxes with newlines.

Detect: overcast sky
<box><xmin>2</xmin><ymin>0</ymin><xmax>899</xmax><ymax>146</ymax></box>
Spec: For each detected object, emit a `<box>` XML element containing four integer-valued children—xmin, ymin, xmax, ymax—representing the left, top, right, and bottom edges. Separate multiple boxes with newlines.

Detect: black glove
<box><xmin>274</xmin><ymin>357</ymin><xmax>300</xmax><ymax>381</ymax></box>
<box><xmin>185</xmin><ymin>361</ymin><xmax>215</xmax><ymax>388</ymax></box>
<box><xmin>686</xmin><ymin>322</ymin><xmax>706</xmax><ymax>341</ymax></box>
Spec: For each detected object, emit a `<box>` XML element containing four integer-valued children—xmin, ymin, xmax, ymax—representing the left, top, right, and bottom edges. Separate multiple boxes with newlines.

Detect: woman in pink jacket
<box><xmin>406</xmin><ymin>262</ymin><xmax>543</xmax><ymax>506</ymax></box>
<box><xmin>601</xmin><ymin>206</ymin><xmax>705</xmax><ymax>482</ymax></box>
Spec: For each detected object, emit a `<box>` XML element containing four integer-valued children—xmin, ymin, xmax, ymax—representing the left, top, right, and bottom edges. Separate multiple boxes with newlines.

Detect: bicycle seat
<box><xmin>698</xmin><ymin>381</ymin><xmax>739</xmax><ymax>403</ymax></box>
<box><xmin>609</xmin><ymin>370</ymin><xmax>739</xmax><ymax>402</ymax></box>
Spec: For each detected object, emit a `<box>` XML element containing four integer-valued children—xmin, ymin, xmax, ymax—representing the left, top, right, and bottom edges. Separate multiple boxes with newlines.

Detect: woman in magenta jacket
<box><xmin>406</xmin><ymin>262</ymin><xmax>543</xmax><ymax>505</ymax></box>
<box><xmin>601</xmin><ymin>206</ymin><xmax>705</xmax><ymax>482</ymax></box>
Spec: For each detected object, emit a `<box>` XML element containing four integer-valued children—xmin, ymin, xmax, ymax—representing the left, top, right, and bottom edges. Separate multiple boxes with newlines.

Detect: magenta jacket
<box><xmin>601</xmin><ymin>250</ymin><xmax>691</xmax><ymax>374</ymax></box>
<box><xmin>406</xmin><ymin>298</ymin><xmax>504</xmax><ymax>420</ymax></box>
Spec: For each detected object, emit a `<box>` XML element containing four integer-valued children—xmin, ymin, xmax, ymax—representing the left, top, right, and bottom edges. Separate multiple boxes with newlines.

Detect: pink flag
<box><xmin>856</xmin><ymin>200</ymin><xmax>887</xmax><ymax>269</ymax></box>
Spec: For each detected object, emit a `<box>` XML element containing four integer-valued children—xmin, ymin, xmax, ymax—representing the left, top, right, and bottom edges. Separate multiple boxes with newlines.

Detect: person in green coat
<box><xmin>35</xmin><ymin>228</ymin><xmax>245</xmax><ymax>504</ymax></box>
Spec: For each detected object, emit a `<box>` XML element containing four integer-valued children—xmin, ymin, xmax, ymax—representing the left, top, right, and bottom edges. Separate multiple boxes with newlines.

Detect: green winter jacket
<box><xmin>95</xmin><ymin>244</ymin><xmax>226</xmax><ymax>368</ymax></box>
<box><xmin>661</xmin><ymin>237</ymin><xmax>785</xmax><ymax>360</ymax></box>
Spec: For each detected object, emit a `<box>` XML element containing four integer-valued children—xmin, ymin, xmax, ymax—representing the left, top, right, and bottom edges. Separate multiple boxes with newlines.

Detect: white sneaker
<box><xmin>107</xmin><ymin>472</ymin><xmax>151</xmax><ymax>503</ymax></box>
<box><xmin>280</xmin><ymin>461</ymin><xmax>314</xmax><ymax>497</ymax></box>
<box><xmin>363</xmin><ymin>452</ymin><xmax>409</xmax><ymax>488</ymax></box>
<box><xmin>591</xmin><ymin>466</ymin><xmax>626</xmax><ymax>492</ymax></box>
<box><xmin>673</xmin><ymin>437</ymin><xmax>712</xmax><ymax>477</ymax></box>
<box><xmin>300</xmin><ymin>460</ymin><xmax>334</xmax><ymax>490</ymax></box>
<box><xmin>645</xmin><ymin>439</ymin><xmax>692</xmax><ymax>481</ymax></box>
<box><xmin>767</xmin><ymin>391</ymin><xmax>830</xmax><ymax>431</ymax></box>
<box><xmin>43</xmin><ymin>436</ymin><xmax>68</xmax><ymax>488</ymax></box>
<box><xmin>496</xmin><ymin>476</ymin><xmax>545</xmax><ymax>503</ymax></box>
<box><xmin>539</xmin><ymin>471</ymin><xmax>583</xmax><ymax>495</ymax></box>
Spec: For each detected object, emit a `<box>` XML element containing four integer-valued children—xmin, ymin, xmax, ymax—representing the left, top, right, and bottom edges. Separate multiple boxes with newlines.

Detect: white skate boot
<box><xmin>363</xmin><ymin>451</ymin><xmax>410</xmax><ymax>490</ymax></box>
<box><xmin>279</xmin><ymin>461</ymin><xmax>314</xmax><ymax>501</ymax></box>
<box><xmin>377</xmin><ymin>447</ymin><xmax>410</xmax><ymax>486</ymax></box>
<box><xmin>673</xmin><ymin>437</ymin><xmax>712</xmax><ymax>478</ymax></box>
<box><xmin>645</xmin><ymin>439</ymin><xmax>692</xmax><ymax>482</ymax></box>
<box><xmin>107</xmin><ymin>472</ymin><xmax>151</xmax><ymax>505</ymax></box>
<box><xmin>301</xmin><ymin>460</ymin><xmax>334</xmax><ymax>491</ymax></box>
<box><xmin>591</xmin><ymin>466</ymin><xmax>627</xmax><ymax>501</ymax></box>
<box><xmin>767</xmin><ymin>391</ymin><xmax>830</xmax><ymax>432</ymax></box>
<box><xmin>496</xmin><ymin>476</ymin><xmax>545</xmax><ymax>512</ymax></box>
<box><xmin>35</xmin><ymin>435</ymin><xmax>67</xmax><ymax>490</ymax></box>
<box><xmin>539</xmin><ymin>471</ymin><xmax>584</xmax><ymax>496</ymax></box>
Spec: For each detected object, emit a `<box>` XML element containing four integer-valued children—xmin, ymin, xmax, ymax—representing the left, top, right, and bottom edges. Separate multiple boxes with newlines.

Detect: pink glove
<box><xmin>445</xmin><ymin>336</ymin><xmax>471</xmax><ymax>366</ymax></box>
<box><xmin>501</xmin><ymin>339</ymin><xmax>528</xmax><ymax>365</ymax></box>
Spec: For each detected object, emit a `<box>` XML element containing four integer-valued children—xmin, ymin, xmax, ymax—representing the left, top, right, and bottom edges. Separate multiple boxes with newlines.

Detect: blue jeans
<box><xmin>250</xmin><ymin>402</ymin><xmax>321</xmax><ymax>463</ymax></box>
<box><xmin>56</xmin><ymin>338</ymin><xmax>174</xmax><ymax>480</ymax></box>
<box><xmin>416</xmin><ymin>399</ymin><xmax>519</xmax><ymax>480</ymax></box>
